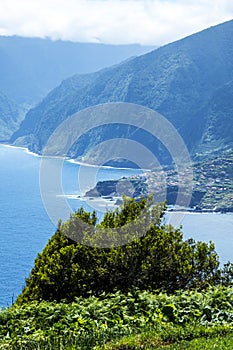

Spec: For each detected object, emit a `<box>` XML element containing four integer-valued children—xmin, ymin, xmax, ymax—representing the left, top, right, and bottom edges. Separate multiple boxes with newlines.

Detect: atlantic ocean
<box><xmin>0</xmin><ymin>144</ymin><xmax>232</xmax><ymax>307</ymax></box>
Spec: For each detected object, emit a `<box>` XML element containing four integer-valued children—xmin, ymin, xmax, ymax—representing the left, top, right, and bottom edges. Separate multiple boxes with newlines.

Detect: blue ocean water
<box><xmin>0</xmin><ymin>145</ymin><xmax>141</xmax><ymax>307</ymax></box>
<box><xmin>166</xmin><ymin>211</ymin><xmax>233</xmax><ymax>265</ymax></box>
<box><xmin>0</xmin><ymin>144</ymin><xmax>233</xmax><ymax>307</ymax></box>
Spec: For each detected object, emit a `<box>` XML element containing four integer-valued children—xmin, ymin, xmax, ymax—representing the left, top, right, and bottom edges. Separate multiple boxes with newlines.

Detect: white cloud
<box><xmin>0</xmin><ymin>0</ymin><xmax>232</xmax><ymax>45</ymax></box>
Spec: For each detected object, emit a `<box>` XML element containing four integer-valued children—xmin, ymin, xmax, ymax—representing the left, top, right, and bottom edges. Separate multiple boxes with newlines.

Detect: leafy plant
<box><xmin>17</xmin><ymin>196</ymin><xmax>231</xmax><ymax>304</ymax></box>
<box><xmin>0</xmin><ymin>287</ymin><xmax>232</xmax><ymax>349</ymax></box>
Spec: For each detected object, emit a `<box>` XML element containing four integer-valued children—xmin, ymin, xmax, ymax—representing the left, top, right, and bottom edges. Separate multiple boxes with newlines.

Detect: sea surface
<box><xmin>0</xmin><ymin>144</ymin><xmax>233</xmax><ymax>307</ymax></box>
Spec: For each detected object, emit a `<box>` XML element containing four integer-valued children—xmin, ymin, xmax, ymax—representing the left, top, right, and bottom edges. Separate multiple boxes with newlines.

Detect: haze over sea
<box><xmin>0</xmin><ymin>144</ymin><xmax>233</xmax><ymax>307</ymax></box>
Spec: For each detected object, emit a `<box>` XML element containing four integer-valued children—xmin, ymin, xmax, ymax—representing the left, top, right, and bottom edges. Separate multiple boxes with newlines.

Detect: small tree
<box><xmin>17</xmin><ymin>196</ymin><xmax>231</xmax><ymax>304</ymax></box>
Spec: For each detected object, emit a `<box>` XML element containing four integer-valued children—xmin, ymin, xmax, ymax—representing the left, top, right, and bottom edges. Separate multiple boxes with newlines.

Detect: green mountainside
<box><xmin>11</xmin><ymin>20</ymin><xmax>233</xmax><ymax>162</ymax></box>
<box><xmin>0</xmin><ymin>92</ymin><xmax>21</xmax><ymax>140</ymax></box>
<box><xmin>0</xmin><ymin>36</ymin><xmax>154</xmax><ymax>140</ymax></box>
<box><xmin>195</xmin><ymin>80</ymin><xmax>233</xmax><ymax>156</ymax></box>
<box><xmin>0</xmin><ymin>36</ymin><xmax>154</xmax><ymax>104</ymax></box>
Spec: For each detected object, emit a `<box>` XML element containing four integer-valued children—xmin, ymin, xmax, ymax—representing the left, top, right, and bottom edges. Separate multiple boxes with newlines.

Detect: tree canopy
<box><xmin>17</xmin><ymin>196</ymin><xmax>232</xmax><ymax>304</ymax></box>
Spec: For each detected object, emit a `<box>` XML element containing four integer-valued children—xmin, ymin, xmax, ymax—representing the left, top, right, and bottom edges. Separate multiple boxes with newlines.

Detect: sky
<box><xmin>0</xmin><ymin>0</ymin><xmax>233</xmax><ymax>45</ymax></box>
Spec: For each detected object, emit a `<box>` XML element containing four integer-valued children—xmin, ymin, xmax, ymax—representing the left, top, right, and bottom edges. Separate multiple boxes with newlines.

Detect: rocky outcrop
<box><xmin>85</xmin><ymin>178</ymin><xmax>147</xmax><ymax>198</ymax></box>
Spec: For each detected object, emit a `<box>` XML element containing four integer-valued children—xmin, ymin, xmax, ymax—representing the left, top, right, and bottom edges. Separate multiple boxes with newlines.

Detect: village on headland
<box><xmin>84</xmin><ymin>149</ymin><xmax>233</xmax><ymax>213</ymax></box>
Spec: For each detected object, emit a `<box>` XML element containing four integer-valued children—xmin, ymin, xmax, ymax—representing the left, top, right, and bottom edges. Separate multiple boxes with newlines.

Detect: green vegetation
<box><xmin>0</xmin><ymin>287</ymin><xmax>232</xmax><ymax>349</ymax></box>
<box><xmin>193</xmin><ymin>149</ymin><xmax>233</xmax><ymax>212</ymax></box>
<box><xmin>12</xmin><ymin>20</ymin><xmax>233</xmax><ymax>162</ymax></box>
<box><xmin>17</xmin><ymin>196</ymin><xmax>232</xmax><ymax>304</ymax></box>
<box><xmin>0</xmin><ymin>196</ymin><xmax>232</xmax><ymax>348</ymax></box>
<box><xmin>0</xmin><ymin>36</ymin><xmax>153</xmax><ymax>105</ymax></box>
<box><xmin>0</xmin><ymin>92</ymin><xmax>20</xmax><ymax>141</ymax></box>
<box><xmin>99</xmin><ymin>331</ymin><xmax>233</xmax><ymax>350</ymax></box>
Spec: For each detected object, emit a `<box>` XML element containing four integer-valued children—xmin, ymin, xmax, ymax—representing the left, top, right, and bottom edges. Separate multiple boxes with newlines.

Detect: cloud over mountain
<box><xmin>0</xmin><ymin>0</ymin><xmax>233</xmax><ymax>44</ymax></box>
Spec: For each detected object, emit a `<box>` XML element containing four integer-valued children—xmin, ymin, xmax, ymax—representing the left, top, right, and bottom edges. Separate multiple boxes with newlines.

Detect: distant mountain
<box><xmin>0</xmin><ymin>36</ymin><xmax>155</xmax><ymax>140</ymax></box>
<box><xmin>0</xmin><ymin>36</ymin><xmax>155</xmax><ymax>104</ymax></box>
<box><xmin>11</xmin><ymin>20</ymin><xmax>233</xmax><ymax>163</ymax></box>
<box><xmin>0</xmin><ymin>92</ymin><xmax>20</xmax><ymax>140</ymax></box>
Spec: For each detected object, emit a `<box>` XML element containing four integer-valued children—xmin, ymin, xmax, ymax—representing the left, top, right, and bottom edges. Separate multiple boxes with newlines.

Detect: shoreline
<box><xmin>67</xmin><ymin>158</ymin><xmax>145</xmax><ymax>171</ymax></box>
<box><xmin>0</xmin><ymin>143</ymin><xmax>42</xmax><ymax>158</ymax></box>
<box><xmin>1</xmin><ymin>143</ymin><xmax>232</xmax><ymax>214</ymax></box>
<box><xmin>0</xmin><ymin>142</ymin><xmax>144</xmax><ymax>171</ymax></box>
<box><xmin>57</xmin><ymin>192</ymin><xmax>233</xmax><ymax>215</ymax></box>
<box><xmin>167</xmin><ymin>208</ymin><xmax>233</xmax><ymax>214</ymax></box>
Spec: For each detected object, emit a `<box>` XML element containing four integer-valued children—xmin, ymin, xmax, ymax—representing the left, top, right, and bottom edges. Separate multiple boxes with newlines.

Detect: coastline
<box><xmin>166</xmin><ymin>208</ymin><xmax>233</xmax><ymax>215</ymax></box>
<box><xmin>67</xmin><ymin>158</ymin><xmax>144</xmax><ymax>171</ymax></box>
<box><xmin>1</xmin><ymin>143</ymin><xmax>232</xmax><ymax>214</ymax></box>
<box><xmin>0</xmin><ymin>143</ymin><xmax>41</xmax><ymax>158</ymax></box>
<box><xmin>0</xmin><ymin>143</ymin><xmax>144</xmax><ymax>171</ymax></box>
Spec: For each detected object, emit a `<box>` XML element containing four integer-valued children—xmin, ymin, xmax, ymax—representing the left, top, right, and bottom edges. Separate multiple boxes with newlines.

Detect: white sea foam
<box><xmin>67</xmin><ymin>158</ymin><xmax>146</xmax><ymax>171</ymax></box>
<box><xmin>0</xmin><ymin>143</ymin><xmax>41</xmax><ymax>158</ymax></box>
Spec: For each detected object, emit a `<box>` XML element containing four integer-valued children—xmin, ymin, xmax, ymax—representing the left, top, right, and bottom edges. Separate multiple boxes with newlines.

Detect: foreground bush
<box><xmin>17</xmin><ymin>196</ymin><xmax>232</xmax><ymax>304</ymax></box>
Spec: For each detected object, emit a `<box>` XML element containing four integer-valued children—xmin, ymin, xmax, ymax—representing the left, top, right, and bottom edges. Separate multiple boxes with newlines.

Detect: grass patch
<box><xmin>97</xmin><ymin>331</ymin><xmax>233</xmax><ymax>350</ymax></box>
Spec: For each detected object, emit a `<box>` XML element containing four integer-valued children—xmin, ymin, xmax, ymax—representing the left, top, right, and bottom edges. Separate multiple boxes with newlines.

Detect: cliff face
<box><xmin>0</xmin><ymin>92</ymin><xmax>20</xmax><ymax>141</ymax></box>
<box><xmin>0</xmin><ymin>36</ymin><xmax>154</xmax><ymax>140</ymax></box>
<box><xmin>0</xmin><ymin>35</ymin><xmax>155</xmax><ymax>104</ymax></box>
<box><xmin>11</xmin><ymin>20</ymin><xmax>233</xmax><ymax>163</ymax></box>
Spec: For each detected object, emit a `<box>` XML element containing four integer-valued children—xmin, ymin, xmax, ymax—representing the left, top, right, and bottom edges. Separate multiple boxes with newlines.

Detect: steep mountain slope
<box><xmin>11</xmin><ymin>20</ymin><xmax>233</xmax><ymax>162</ymax></box>
<box><xmin>0</xmin><ymin>36</ymin><xmax>154</xmax><ymax>104</ymax></box>
<box><xmin>0</xmin><ymin>36</ymin><xmax>155</xmax><ymax>140</ymax></box>
<box><xmin>0</xmin><ymin>92</ymin><xmax>20</xmax><ymax>140</ymax></box>
<box><xmin>195</xmin><ymin>80</ymin><xmax>233</xmax><ymax>155</ymax></box>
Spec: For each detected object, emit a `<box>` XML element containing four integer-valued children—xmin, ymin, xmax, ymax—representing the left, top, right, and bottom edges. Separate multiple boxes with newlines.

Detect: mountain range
<box><xmin>0</xmin><ymin>36</ymin><xmax>154</xmax><ymax>140</ymax></box>
<box><xmin>10</xmin><ymin>20</ymin><xmax>233</xmax><ymax>164</ymax></box>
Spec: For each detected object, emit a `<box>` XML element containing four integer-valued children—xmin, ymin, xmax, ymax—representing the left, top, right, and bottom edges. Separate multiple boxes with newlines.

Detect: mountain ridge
<box><xmin>11</xmin><ymin>20</ymin><xmax>233</xmax><ymax>163</ymax></box>
<box><xmin>0</xmin><ymin>36</ymin><xmax>155</xmax><ymax>140</ymax></box>
<box><xmin>0</xmin><ymin>35</ymin><xmax>155</xmax><ymax>104</ymax></box>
